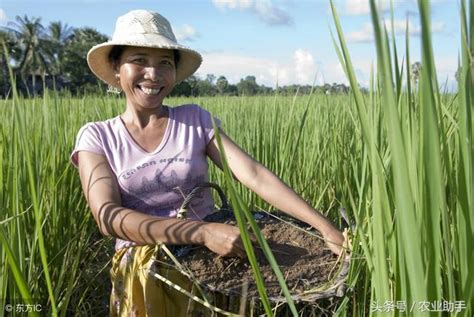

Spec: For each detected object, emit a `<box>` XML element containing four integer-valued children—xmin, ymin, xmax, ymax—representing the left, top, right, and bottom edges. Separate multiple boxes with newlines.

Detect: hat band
<box><xmin>109</xmin><ymin>33</ymin><xmax>185</xmax><ymax>50</ymax></box>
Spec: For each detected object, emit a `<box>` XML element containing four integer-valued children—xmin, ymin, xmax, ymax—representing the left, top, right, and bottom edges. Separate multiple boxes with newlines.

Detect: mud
<box><xmin>172</xmin><ymin>210</ymin><xmax>339</xmax><ymax>299</ymax></box>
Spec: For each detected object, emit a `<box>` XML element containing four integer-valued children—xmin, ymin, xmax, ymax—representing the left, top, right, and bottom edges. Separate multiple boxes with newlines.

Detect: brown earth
<box><xmin>171</xmin><ymin>210</ymin><xmax>340</xmax><ymax>300</ymax></box>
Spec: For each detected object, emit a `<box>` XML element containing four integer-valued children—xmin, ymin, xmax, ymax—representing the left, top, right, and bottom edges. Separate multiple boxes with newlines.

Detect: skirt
<box><xmin>109</xmin><ymin>244</ymin><xmax>241</xmax><ymax>317</ymax></box>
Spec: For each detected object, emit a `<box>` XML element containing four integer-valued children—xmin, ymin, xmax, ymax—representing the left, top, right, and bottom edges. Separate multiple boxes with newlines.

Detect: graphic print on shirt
<box><xmin>117</xmin><ymin>157</ymin><xmax>209</xmax><ymax>218</ymax></box>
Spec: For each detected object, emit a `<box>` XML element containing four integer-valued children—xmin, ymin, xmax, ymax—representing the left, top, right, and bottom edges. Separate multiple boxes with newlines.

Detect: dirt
<box><xmin>170</xmin><ymin>210</ymin><xmax>339</xmax><ymax>300</ymax></box>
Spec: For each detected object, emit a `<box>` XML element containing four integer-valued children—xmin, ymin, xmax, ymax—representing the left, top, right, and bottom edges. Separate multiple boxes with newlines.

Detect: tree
<box><xmin>46</xmin><ymin>21</ymin><xmax>74</xmax><ymax>76</ymax></box>
<box><xmin>196</xmin><ymin>77</ymin><xmax>217</xmax><ymax>96</ymax></box>
<box><xmin>0</xmin><ymin>29</ymin><xmax>17</xmax><ymax>96</ymax></box>
<box><xmin>216</xmin><ymin>76</ymin><xmax>228</xmax><ymax>95</ymax></box>
<box><xmin>63</xmin><ymin>27</ymin><xmax>108</xmax><ymax>93</ymax></box>
<box><xmin>205</xmin><ymin>73</ymin><xmax>216</xmax><ymax>84</ymax></box>
<box><xmin>454</xmin><ymin>64</ymin><xmax>463</xmax><ymax>87</ymax></box>
<box><xmin>237</xmin><ymin>75</ymin><xmax>258</xmax><ymax>95</ymax></box>
<box><xmin>226</xmin><ymin>84</ymin><xmax>238</xmax><ymax>96</ymax></box>
<box><xmin>411</xmin><ymin>61</ymin><xmax>422</xmax><ymax>86</ymax></box>
<box><xmin>170</xmin><ymin>81</ymin><xmax>192</xmax><ymax>96</ymax></box>
<box><xmin>5</xmin><ymin>15</ymin><xmax>51</xmax><ymax>92</ymax></box>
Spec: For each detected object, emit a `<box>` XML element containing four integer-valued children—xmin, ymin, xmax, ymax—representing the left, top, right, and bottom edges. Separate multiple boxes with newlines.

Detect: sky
<box><xmin>0</xmin><ymin>0</ymin><xmax>461</xmax><ymax>89</ymax></box>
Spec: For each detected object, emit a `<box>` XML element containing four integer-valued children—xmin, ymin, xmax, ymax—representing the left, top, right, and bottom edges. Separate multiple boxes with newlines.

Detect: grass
<box><xmin>330</xmin><ymin>0</ymin><xmax>473</xmax><ymax>315</ymax></box>
<box><xmin>0</xmin><ymin>91</ymin><xmax>355</xmax><ymax>316</ymax></box>
<box><xmin>0</xmin><ymin>0</ymin><xmax>473</xmax><ymax>315</ymax></box>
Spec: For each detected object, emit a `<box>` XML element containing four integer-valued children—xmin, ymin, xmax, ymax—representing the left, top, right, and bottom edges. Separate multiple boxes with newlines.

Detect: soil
<box><xmin>170</xmin><ymin>210</ymin><xmax>339</xmax><ymax>300</ymax></box>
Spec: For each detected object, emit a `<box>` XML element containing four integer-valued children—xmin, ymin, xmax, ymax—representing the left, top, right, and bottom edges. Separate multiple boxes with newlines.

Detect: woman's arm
<box><xmin>77</xmin><ymin>151</ymin><xmax>246</xmax><ymax>257</ymax></box>
<box><xmin>206</xmin><ymin>131</ymin><xmax>344</xmax><ymax>255</ymax></box>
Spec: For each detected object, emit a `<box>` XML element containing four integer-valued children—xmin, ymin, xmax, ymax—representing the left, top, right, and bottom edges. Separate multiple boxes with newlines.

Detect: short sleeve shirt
<box><xmin>71</xmin><ymin>104</ymin><xmax>220</xmax><ymax>250</ymax></box>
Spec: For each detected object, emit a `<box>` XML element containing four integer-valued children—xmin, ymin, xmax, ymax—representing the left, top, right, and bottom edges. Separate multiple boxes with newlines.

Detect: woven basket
<box><xmin>161</xmin><ymin>182</ymin><xmax>350</xmax><ymax>314</ymax></box>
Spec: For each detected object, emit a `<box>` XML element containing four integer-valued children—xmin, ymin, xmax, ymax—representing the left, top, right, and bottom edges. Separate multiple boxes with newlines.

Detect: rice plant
<box><xmin>330</xmin><ymin>0</ymin><xmax>473</xmax><ymax>315</ymax></box>
<box><xmin>0</xmin><ymin>90</ymin><xmax>355</xmax><ymax>316</ymax></box>
<box><xmin>0</xmin><ymin>0</ymin><xmax>472</xmax><ymax>315</ymax></box>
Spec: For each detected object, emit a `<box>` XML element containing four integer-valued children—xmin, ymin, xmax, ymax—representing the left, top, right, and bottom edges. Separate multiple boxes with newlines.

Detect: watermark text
<box><xmin>370</xmin><ymin>300</ymin><xmax>466</xmax><ymax>313</ymax></box>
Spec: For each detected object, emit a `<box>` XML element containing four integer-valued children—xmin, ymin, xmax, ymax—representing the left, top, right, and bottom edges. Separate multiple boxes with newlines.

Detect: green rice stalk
<box><xmin>211</xmin><ymin>117</ymin><xmax>298</xmax><ymax>316</ymax></box>
<box><xmin>457</xmin><ymin>0</ymin><xmax>474</xmax><ymax>310</ymax></box>
<box><xmin>330</xmin><ymin>0</ymin><xmax>393</xmax><ymax>304</ymax></box>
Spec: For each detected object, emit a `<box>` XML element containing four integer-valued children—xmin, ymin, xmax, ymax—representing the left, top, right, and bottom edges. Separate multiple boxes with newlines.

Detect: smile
<box><xmin>138</xmin><ymin>85</ymin><xmax>162</xmax><ymax>95</ymax></box>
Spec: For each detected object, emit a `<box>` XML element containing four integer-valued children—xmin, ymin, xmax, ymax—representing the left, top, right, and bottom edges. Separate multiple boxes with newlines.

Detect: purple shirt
<box><xmin>71</xmin><ymin>104</ymin><xmax>220</xmax><ymax>250</ymax></box>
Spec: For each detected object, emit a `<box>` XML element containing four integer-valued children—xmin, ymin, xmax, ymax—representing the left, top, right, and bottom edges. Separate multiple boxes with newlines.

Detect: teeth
<box><xmin>140</xmin><ymin>86</ymin><xmax>161</xmax><ymax>95</ymax></box>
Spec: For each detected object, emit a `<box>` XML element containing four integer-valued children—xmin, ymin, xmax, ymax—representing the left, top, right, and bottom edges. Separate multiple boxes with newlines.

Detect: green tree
<box><xmin>237</xmin><ymin>75</ymin><xmax>258</xmax><ymax>95</ymax></box>
<box><xmin>216</xmin><ymin>75</ymin><xmax>228</xmax><ymax>95</ymax></box>
<box><xmin>411</xmin><ymin>61</ymin><xmax>422</xmax><ymax>86</ymax></box>
<box><xmin>226</xmin><ymin>84</ymin><xmax>238</xmax><ymax>96</ymax></box>
<box><xmin>63</xmin><ymin>27</ymin><xmax>108</xmax><ymax>93</ymax></box>
<box><xmin>0</xmin><ymin>29</ymin><xmax>17</xmax><ymax>96</ymax></box>
<box><xmin>5</xmin><ymin>15</ymin><xmax>51</xmax><ymax>90</ymax></box>
<box><xmin>170</xmin><ymin>81</ymin><xmax>192</xmax><ymax>96</ymax></box>
<box><xmin>178</xmin><ymin>75</ymin><xmax>198</xmax><ymax>96</ymax></box>
<box><xmin>46</xmin><ymin>21</ymin><xmax>73</xmax><ymax>76</ymax></box>
<box><xmin>196</xmin><ymin>78</ymin><xmax>217</xmax><ymax>96</ymax></box>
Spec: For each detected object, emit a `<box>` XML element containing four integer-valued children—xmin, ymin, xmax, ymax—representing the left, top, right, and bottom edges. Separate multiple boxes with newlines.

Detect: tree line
<box><xmin>0</xmin><ymin>15</ymin><xmax>354</xmax><ymax>98</ymax></box>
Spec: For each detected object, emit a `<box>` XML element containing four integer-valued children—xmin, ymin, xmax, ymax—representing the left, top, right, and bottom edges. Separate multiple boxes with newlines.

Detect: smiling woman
<box><xmin>114</xmin><ymin>47</ymin><xmax>176</xmax><ymax>110</ymax></box>
<box><xmin>71</xmin><ymin>8</ymin><xmax>344</xmax><ymax>317</ymax></box>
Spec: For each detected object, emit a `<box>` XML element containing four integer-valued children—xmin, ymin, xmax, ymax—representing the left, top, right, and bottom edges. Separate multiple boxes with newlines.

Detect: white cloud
<box><xmin>0</xmin><ymin>9</ymin><xmax>8</xmax><ymax>26</ymax></box>
<box><xmin>345</xmin><ymin>0</ymin><xmax>393</xmax><ymax>15</ymax></box>
<box><xmin>212</xmin><ymin>0</ymin><xmax>252</xmax><ymax>10</ymax></box>
<box><xmin>346</xmin><ymin>19</ymin><xmax>445</xmax><ymax>43</ymax></box>
<box><xmin>198</xmin><ymin>51</ymin><xmax>279</xmax><ymax>86</ymax></box>
<box><xmin>435</xmin><ymin>55</ymin><xmax>458</xmax><ymax>89</ymax></box>
<box><xmin>212</xmin><ymin>0</ymin><xmax>293</xmax><ymax>26</ymax></box>
<box><xmin>346</xmin><ymin>23</ymin><xmax>374</xmax><ymax>43</ymax></box>
<box><xmin>198</xmin><ymin>49</ymin><xmax>319</xmax><ymax>87</ymax></box>
<box><xmin>174</xmin><ymin>24</ymin><xmax>199</xmax><ymax>42</ymax></box>
<box><xmin>386</xmin><ymin>19</ymin><xmax>444</xmax><ymax>36</ymax></box>
<box><xmin>329</xmin><ymin>59</ymin><xmax>372</xmax><ymax>87</ymax></box>
<box><xmin>253</xmin><ymin>1</ymin><xmax>293</xmax><ymax>26</ymax></box>
<box><xmin>293</xmin><ymin>49</ymin><xmax>316</xmax><ymax>84</ymax></box>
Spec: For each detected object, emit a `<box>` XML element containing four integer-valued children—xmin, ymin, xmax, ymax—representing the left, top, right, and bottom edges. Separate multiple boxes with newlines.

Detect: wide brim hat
<box><xmin>87</xmin><ymin>10</ymin><xmax>202</xmax><ymax>89</ymax></box>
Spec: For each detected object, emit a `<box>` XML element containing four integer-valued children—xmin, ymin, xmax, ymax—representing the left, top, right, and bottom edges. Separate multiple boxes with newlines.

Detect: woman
<box><xmin>71</xmin><ymin>9</ymin><xmax>345</xmax><ymax>316</ymax></box>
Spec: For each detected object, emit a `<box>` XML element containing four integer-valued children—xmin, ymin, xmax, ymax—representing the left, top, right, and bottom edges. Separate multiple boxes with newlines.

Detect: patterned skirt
<box><xmin>109</xmin><ymin>244</ymin><xmax>240</xmax><ymax>317</ymax></box>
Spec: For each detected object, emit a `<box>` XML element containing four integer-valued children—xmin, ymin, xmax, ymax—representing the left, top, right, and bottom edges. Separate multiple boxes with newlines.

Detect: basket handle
<box><xmin>177</xmin><ymin>182</ymin><xmax>229</xmax><ymax>219</ymax></box>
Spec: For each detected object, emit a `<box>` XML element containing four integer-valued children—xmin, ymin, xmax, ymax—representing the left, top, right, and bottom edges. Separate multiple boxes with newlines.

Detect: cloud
<box><xmin>174</xmin><ymin>24</ymin><xmax>199</xmax><ymax>42</ymax></box>
<box><xmin>197</xmin><ymin>51</ymin><xmax>279</xmax><ymax>86</ymax></box>
<box><xmin>196</xmin><ymin>49</ymin><xmax>380</xmax><ymax>88</ymax></box>
<box><xmin>212</xmin><ymin>0</ymin><xmax>293</xmax><ymax>26</ymax></box>
<box><xmin>293</xmin><ymin>49</ymin><xmax>316</xmax><ymax>84</ymax></box>
<box><xmin>253</xmin><ymin>1</ymin><xmax>293</xmax><ymax>26</ymax></box>
<box><xmin>212</xmin><ymin>0</ymin><xmax>253</xmax><ymax>10</ymax></box>
<box><xmin>346</xmin><ymin>23</ymin><xmax>374</xmax><ymax>43</ymax></box>
<box><xmin>0</xmin><ymin>8</ymin><xmax>8</xmax><ymax>26</ymax></box>
<box><xmin>346</xmin><ymin>19</ymin><xmax>445</xmax><ymax>43</ymax></box>
<box><xmin>345</xmin><ymin>0</ymin><xmax>393</xmax><ymax>15</ymax></box>
<box><xmin>435</xmin><ymin>55</ymin><xmax>458</xmax><ymax>89</ymax></box>
<box><xmin>198</xmin><ymin>49</ymin><xmax>320</xmax><ymax>87</ymax></box>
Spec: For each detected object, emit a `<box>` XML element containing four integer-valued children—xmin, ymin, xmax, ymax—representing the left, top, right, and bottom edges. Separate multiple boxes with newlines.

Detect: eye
<box><xmin>131</xmin><ymin>57</ymin><xmax>146</xmax><ymax>64</ymax></box>
<box><xmin>161</xmin><ymin>59</ymin><xmax>174</xmax><ymax>66</ymax></box>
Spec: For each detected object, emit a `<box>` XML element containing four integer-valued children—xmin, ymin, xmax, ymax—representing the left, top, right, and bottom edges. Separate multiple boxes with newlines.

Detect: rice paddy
<box><xmin>1</xmin><ymin>0</ymin><xmax>473</xmax><ymax>316</ymax></box>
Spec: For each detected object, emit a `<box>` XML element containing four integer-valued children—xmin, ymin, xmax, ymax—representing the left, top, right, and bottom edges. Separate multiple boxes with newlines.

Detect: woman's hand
<box><xmin>321</xmin><ymin>227</ymin><xmax>345</xmax><ymax>256</ymax></box>
<box><xmin>201</xmin><ymin>223</ymin><xmax>246</xmax><ymax>258</ymax></box>
<box><xmin>206</xmin><ymin>132</ymin><xmax>347</xmax><ymax>257</ymax></box>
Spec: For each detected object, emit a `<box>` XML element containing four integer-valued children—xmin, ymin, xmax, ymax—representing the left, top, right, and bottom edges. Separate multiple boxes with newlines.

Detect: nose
<box><xmin>144</xmin><ymin>66</ymin><xmax>161</xmax><ymax>81</ymax></box>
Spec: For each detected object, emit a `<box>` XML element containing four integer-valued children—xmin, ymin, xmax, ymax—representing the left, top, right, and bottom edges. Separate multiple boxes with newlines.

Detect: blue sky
<box><xmin>0</xmin><ymin>0</ymin><xmax>460</xmax><ymax>89</ymax></box>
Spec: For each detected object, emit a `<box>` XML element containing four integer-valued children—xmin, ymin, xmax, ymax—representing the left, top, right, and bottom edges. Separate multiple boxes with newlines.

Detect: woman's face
<box><xmin>116</xmin><ymin>46</ymin><xmax>176</xmax><ymax>110</ymax></box>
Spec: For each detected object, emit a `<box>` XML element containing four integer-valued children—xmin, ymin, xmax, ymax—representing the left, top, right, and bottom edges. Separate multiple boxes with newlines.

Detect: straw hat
<box><xmin>87</xmin><ymin>9</ymin><xmax>202</xmax><ymax>88</ymax></box>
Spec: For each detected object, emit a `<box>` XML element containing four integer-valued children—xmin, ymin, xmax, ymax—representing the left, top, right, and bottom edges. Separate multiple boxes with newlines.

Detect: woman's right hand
<box><xmin>201</xmin><ymin>223</ymin><xmax>246</xmax><ymax>258</ymax></box>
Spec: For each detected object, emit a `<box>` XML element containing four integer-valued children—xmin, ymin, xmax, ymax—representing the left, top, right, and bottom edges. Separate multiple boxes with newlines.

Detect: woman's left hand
<box><xmin>207</xmin><ymin>132</ymin><xmax>347</xmax><ymax>257</ymax></box>
<box><xmin>321</xmin><ymin>227</ymin><xmax>345</xmax><ymax>256</ymax></box>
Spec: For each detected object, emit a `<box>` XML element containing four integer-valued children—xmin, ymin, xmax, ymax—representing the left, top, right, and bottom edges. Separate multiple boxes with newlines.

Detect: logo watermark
<box><xmin>2</xmin><ymin>300</ymin><xmax>43</xmax><ymax>313</ymax></box>
<box><xmin>370</xmin><ymin>300</ymin><xmax>467</xmax><ymax>313</ymax></box>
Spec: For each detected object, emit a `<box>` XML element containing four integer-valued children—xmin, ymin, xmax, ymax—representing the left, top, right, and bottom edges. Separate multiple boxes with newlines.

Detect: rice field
<box><xmin>1</xmin><ymin>1</ymin><xmax>473</xmax><ymax>316</ymax></box>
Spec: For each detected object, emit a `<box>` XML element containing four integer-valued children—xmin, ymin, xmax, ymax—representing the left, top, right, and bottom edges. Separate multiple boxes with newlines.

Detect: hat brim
<box><xmin>87</xmin><ymin>34</ymin><xmax>202</xmax><ymax>89</ymax></box>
